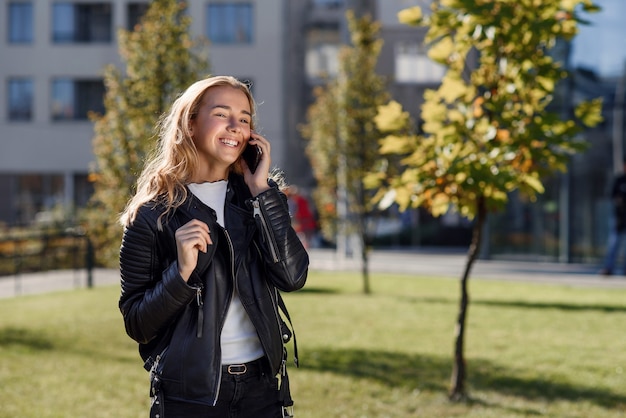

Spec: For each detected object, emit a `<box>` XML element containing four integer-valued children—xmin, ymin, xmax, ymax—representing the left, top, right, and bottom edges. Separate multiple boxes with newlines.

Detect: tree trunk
<box><xmin>449</xmin><ymin>196</ymin><xmax>487</xmax><ymax>401</ymax></box>
<box><xmin>361</xmin><ymin>235</ymin><xmax>371</xmax><ymax>294</ymax></box>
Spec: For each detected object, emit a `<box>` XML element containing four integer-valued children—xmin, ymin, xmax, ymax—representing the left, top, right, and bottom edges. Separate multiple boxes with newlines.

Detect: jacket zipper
<box><xmin>211</xmin><ymin>227</ymin><xmax>237</xmax><ymax>407</ymax></box>
<box><xmin>252</xmin><ymin>241</ymin><xmax>286</xmax><ymax>377</ymax></box>
<box><xmin>252</xmin><ymin>199</ymin><xmax>280</xmax><ymax>263</ymax></box>
<box><xmin>255</xmin><ymin>242</ymin><xmax>284</xmax><ymax>343</ymax></box>
<box><xmin>195</xmin><ymin>285</ymin><xmax>203</xmax><ymax>338</ymax></box>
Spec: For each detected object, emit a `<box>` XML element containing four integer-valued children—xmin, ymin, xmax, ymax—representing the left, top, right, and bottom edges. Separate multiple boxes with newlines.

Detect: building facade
<box><xmin>1</xmin><ymin>0</ymin><xmax>625</xmax><ymax>263</ymax></box>
<box><xmin>0</xmin><ymin>0</ymin><xmax>289</xmax><ymax>225</ymax></box>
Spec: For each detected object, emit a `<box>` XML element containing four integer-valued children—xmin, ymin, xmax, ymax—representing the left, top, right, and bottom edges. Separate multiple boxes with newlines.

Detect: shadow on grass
<box><xmin>474</xmin><ymin>299</ymin><xmax>626</xmax><ymax>313</ymax></box>
<box><xmin>0</xmin><ymin>325</ymin><xmax>138</xmax><ymax>366</ymax></box>
<box><xmin>301</xmin><ymin>346</ymin><xmax>448</xmax><ymax>392</ymax></box>
<box><xmin>301</xmin><ymin>347</ymin><xmax>626</xmax><ymax>411</ymax></box>
<box><xmin>296</xmin><ymin>287</ymin><xmax>339</xmax><ymax>295</ymax></box>
<box><xmin>402</xmin><ymin>295</ymin><xmax>626</xmax><ymax>313</ymax></box>
<box><xmin>0</xmin><ymin>326</ymin><xmax>54</xmax><ymax>350</ymax></box>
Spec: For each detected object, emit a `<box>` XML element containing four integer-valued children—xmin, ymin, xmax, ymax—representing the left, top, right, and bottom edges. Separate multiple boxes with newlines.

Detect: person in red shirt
<box><xmin>285</xmin><ymin>186</ymin><xmax>317</xmax><ymax>249</ymax></box>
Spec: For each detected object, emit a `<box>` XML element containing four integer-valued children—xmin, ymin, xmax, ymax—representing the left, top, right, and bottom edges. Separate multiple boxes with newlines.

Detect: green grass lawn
<box><xmin>1</xmin><ymin>270</ymin><xmax>625</xmax><ymax>417</ymax></box>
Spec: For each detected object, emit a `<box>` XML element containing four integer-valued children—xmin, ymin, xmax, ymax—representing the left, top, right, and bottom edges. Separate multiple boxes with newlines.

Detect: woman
<box><xmin>119</xmin><ymin>75</ymin><xmax>309</xmax><ymax>417</ymax></box>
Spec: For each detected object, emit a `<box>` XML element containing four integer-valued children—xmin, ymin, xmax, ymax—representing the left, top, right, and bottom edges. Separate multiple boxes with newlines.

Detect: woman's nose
<box><xmin>227</xmin><ymin>118</ymin><xmax>242</xmax><ymax>132</ymax></box>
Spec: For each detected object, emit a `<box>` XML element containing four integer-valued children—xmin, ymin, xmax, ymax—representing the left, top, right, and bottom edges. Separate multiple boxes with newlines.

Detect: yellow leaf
<box><xmin>398</xmin><ymin>6</ymin><xmax>423</xmax><ymax>26</ymax></box>
<box><xmin>473</xmin><ymin>96</ymin><xmax>485</xmax><ymax>118</ymax></box>
<box><xmin>496</xmin><ymin>129</ymin><xmax>511</xmax><ymax>143</ymax></box>
<box><xmin>379</xmin><ymin>134</ymin><xmax>415</xmax><ymax>154</ymax></box>
<box><xmin>492</xmin><ymin>190</ymin><xmax>508</xmax><ymax>202</ymax></box>
<box><xmin>439</xmin><ymin>73</ymin><xmax>468</xmax><ymax>103</ymax></box>
<box><xmin>521</xmin><ymin>174</ymin><xmax>545</xmax><ymax>194</ymax></box>
<box><xmin>560</xmin><ymin>0</ymin><xmax>578</xmax><ymax>11</ymax></box>
<box><xmin>375</xmin><ymin>101</ymin><xmax>410</xmax><ymax>132</ymax></box>
<box><xmin>574</xmin><ymin>98</ymin><xmax>604</xmax><ymax>127</ymax></box>
<box><xmin>428</xmin><ymin>36</ymin><xmax>455</xmax><ymax>64</ymax></box>
<box><xmin>431</xmin><ymin>193</ymin><xmax>451</xmax><ymax>217</ymax></box>
<box><xmin>421</xmin><ymin>101</ymin><xmax>447</xmax><ymax>122</ymax></box>
<box><xmin>395</xmin><ymin>186</ymin><xmax>413</xmax><ymax>211</ymax></box>
<box><xmin>536</xmin><ymin>76</ymin><xmax>555</xmax><ymax>92</ymax></box>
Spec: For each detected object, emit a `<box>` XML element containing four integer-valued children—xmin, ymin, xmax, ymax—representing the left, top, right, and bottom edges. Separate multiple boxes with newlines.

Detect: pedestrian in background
<box><xmin>118</xmin><ymin>75</ymin><xmax>309</xmax><ymax>417</ymax></box>
<box><xmin>285</xmin><ymin>185</ymin><xmax>317</xmax><ymax>249</ymax></box>
<box><xmin>600</xmin><ymin>160</ymin><xmax>626</xmax><ymax>276</ymax></box>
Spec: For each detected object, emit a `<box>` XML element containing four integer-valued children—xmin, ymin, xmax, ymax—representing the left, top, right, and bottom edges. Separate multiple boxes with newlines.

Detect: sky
<box><xmin>570</xmin><ymin>0</ymin><xmax>626</xmax><ymax>78</ymax></box>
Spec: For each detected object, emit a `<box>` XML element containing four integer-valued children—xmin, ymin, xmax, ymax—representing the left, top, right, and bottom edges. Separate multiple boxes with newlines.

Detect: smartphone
<box><xmin>242</xmin><ymin>142</ymin><xmax>262</xmax><ymax>173</ymax></box>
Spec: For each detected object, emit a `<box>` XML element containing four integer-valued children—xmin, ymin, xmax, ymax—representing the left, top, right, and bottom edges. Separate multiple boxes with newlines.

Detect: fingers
<box><xmin>245</xmin><ymin>132</ymin><xmax>272</xmax><ymax>196</ymax></box>
<box><xmin>249</xmin><ymin>131</ymin><xmax>271</xmax><ymax>157</ymax></box>
<box><xmin>175</xmin><ymin>219</ymin><xmax>212</xmax><ymax>281</ymax></box>
<box><xmin>176</xmin><ymin>219</ymin><xmax>212</xmax><ymax>252</ymax></box>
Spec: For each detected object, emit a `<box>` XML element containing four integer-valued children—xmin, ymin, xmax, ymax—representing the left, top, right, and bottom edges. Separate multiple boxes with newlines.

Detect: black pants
<box><xmin>157</xmin><ymin>358</ymin><xmax>283</xmax><ymax>418</ymax></box>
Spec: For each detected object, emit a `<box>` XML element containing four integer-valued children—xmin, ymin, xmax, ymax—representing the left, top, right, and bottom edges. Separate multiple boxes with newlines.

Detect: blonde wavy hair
<box><xmin>120</xmin><ymin>75</ymin><xmax>257</xmax><ymax>228</ymax></box>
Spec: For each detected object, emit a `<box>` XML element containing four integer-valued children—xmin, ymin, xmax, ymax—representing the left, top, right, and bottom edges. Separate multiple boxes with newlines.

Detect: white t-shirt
<box><xmin>188</xmin><ymin>181</ymin><xmax>264</xmax><ymax>365</ymax></box>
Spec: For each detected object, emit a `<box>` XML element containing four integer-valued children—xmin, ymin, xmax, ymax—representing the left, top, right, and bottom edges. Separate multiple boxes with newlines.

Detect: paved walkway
<box><xmin>1</xmin><ymin>248</ymin><xmax>625</xmax><ymax>299</ymax></box>
<box><xmin>308</xmin><ymin>248</ymin><xmax>626</xmax><ymax>288</ymax></box>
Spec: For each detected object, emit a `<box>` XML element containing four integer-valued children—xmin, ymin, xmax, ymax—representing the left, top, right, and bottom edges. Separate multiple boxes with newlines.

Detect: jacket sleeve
<box><xmin>251</xmin><ymin>187</ymin><xmax>309</xmax><ymax>292</ymax></box>
<box><xmin>118</xmin><ymin>209</ymin><xmax>197</xmax><ymax>344</ymax></box>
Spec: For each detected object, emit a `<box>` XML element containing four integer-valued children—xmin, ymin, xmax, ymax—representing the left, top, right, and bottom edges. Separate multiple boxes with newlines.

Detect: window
<box><xmin>52</xmin><ymin>2</ymin><xmax>112</xmax><ymax>43</ymax></box>
<box><xmin>51</xmin><ymin>79</ymin><xmax>105</xmax><ymax>120</ymax></box>
<box><xmin>8</xmin><ymin>78</ymin><xmax>34</xmax><ymax>121</ymax></box>
<box><xmin>395</xmin><ymin>42</ymin><xmax>446</xmax><ymax>84</ymax></box>
<box><xmin>127</xmin><ymin>2</ymin><xmax>150</xmax><ymax>30</ymax></box>
<box><xmin>206</xmin><ymin>3</ymin><xmax>253</xmax><ymax>44</ymax></box>
<box><xmin>312</xmin><ymin>0</ymin><xmax>343</xmax><ymax>8</ymax></box>
<box><xmin>8</xmin><ymin>2</ymin><xmax>33</xmax><ymax>43</ymax></box>
<box><xmin>305</xmin><ymin>24</ymin><xmax>340</xmax><ymax>79</ymax></box>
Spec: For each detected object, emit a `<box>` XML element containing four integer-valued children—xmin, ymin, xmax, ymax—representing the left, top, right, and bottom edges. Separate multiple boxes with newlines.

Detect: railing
<box><xmin>0</xmin><ymin>228</ymin><xmax>94</xmax><ymax>287</ymax></box>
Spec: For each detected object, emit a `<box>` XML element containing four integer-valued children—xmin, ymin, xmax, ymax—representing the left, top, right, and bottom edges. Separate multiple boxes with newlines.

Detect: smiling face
<box><xmin>189</xmin><ymin>85</ymin><xmax>252</xmax><ymax>182</ymax></box>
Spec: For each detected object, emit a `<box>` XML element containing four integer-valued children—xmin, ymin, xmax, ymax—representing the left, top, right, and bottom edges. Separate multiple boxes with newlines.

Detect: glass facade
<box><xmin>8</xmin><ymin>78</ymin><xmax>33</xmax><ymax>121</ymax></box>
<box><xmin>52</xmin><ymin>2</ymin><xmax>112</xmax><ymax>43</ymax></box>
<box><xmin>206</xmin><ymin>3</ymin><xmax>253</xmax><ymax>44</ymax></box>
<box><xmin>8</xmin><ymin>2</ymin><xmax>33</xmax><ymax>43</ymax></box>
<box><xmin>484</xmin><ymin>0</ymin><xmax>626</xmax><ymax>262</ymax></box>
<box><xmin>51</xmin><ymin>79</ymin><xmax>105</xmax><ymax>120</ymax></box>
<box><xmin>394</xmin><ymin>42</ymin><xmax>446</xmax><ymax>84</ymax></box>
<box><xmin>0</xmin><ymin>173</ymin><xmax>92</xmax><ymax>226</ymax></box>
<box><xmin>571</xmin><ymin>0</ymin><xmax>626</xmax><ymax>79</ymax></box>
<box><xmin>375</xmin><ymin>1</ymin><xmax>626</xmax><ymax>263</ymax></box>
<box><xmin>305</xmin><ymin>23</ymin><xmax>341</xmax><ymax>80</ymax></box>
<box><xmin>127</xmin><ymin>2</ymin><xmax>149</xmax><ymax>30</ymax></box>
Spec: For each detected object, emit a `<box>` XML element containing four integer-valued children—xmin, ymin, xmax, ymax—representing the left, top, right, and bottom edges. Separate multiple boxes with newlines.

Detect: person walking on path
<box><xmin>600</xmin><ymin>160</ymin><xmax>626</xmax><ymax>275</ymax></box>
<box><xmin>118</xmin><ymin>75</ymin><xmax>309</xmax><ymax>417</ymax></box>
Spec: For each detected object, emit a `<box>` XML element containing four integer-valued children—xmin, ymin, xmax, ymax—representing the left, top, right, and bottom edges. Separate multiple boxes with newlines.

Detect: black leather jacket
<box><xmin>119</xmin><ymin>174</ymin><xmax>309</xmax><ymax>405</ymax></box>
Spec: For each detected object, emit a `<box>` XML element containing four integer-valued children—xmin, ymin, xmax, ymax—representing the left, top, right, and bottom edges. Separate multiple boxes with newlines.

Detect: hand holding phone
<box><xmin>242</xmin><ymin>142</ymin><xmax>262</xmax><ymax>174</ymax></box>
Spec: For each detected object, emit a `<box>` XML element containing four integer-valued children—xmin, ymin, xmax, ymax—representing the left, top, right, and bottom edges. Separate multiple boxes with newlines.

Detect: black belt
<box><xmin>222</xmin><ymin>357</ymin><xmax>265</xmax><ymax>376</ymax></box>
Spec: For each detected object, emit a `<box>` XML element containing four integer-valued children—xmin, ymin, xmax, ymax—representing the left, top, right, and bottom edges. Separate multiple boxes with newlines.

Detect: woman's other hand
<box><xmin>175</xmin><ymin>219</ymin><xmax>212</xmax><ymax>282</ymax></box>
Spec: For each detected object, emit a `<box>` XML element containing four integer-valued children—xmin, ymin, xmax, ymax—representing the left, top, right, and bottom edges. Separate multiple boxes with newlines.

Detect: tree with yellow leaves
<box><xmin>368</xmin><ymin>0</ymin><xmax>603</xmax><ymax>401</ymax></box>
<box><xmin>301</xmin><ymin>11</ymin><xmax>389</xmax><ymax>294</ymax></box>
<box><xmin>88</xmin><ymin>0</ymin><xmax>209</xmax><ymax>266</ymax></box>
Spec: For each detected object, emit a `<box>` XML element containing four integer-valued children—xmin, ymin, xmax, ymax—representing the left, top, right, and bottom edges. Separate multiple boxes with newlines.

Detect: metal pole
<box><xmin>613</xmin><ymin>62</ymin><xmax>626</xmax><ymax>175</ymax></box>
<box><xmin>86</xmin><ymin>236</ymin><xmax>94</xmax><ymax>288</ymax></box>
